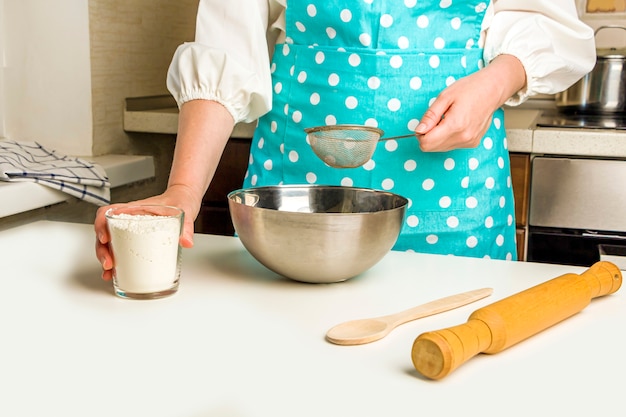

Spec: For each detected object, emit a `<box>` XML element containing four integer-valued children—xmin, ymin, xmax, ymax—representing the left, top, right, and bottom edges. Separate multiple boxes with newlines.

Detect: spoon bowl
<box><xmin>326</xmin><ymin>318</ymin><xmax>392</xmax><ymax>345</ymax></box>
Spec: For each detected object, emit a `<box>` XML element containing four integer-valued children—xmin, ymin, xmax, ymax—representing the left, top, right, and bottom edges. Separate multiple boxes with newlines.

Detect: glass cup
<box><xmin>105</xmin><ymin>205</ymin><xmax>184</xmax><ymax>300</ymax></box>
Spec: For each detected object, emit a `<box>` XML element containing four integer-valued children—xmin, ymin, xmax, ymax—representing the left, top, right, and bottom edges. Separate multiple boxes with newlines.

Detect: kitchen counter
<box><xmin>124</xmin><ymin>95</ymin><xmax>626</xmax><ymax>158</ymax></box>
<box><xmin>1</xmin><ymin>220</ymin><xmax>623</xmax><ymax>417</ymax></box>
<box><xmin>0</xmin><ymin>153</ymin><xmax>155</xmax><ymax>218</ymax></box>
<box><xmin>124</xmin><ymin>95</ymin><xmax>257</xmax><ymax>138</ymax></box>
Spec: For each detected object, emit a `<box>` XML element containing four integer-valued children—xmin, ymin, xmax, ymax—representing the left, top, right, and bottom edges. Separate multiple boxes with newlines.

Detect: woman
<box><xmin>95</xmin><ymin>0</ymin><xmax>595</xmax><ymax>280</ymax></box>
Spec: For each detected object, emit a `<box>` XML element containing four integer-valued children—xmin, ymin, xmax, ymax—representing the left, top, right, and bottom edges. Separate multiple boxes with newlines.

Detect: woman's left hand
<box><xmin>415</xmin><ymin>54</ymin><xmax>527</xmax><ymax>152</ymax></box>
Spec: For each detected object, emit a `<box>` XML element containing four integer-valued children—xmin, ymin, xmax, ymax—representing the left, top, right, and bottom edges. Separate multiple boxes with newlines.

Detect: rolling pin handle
<box><xmin>411</xmin><ymin>318</ymin><xmax>492</xmax><ymax>380</ymax></box>
<box><xmin>580</xmin><ymin>261</ymin><xmax>622</xmax><ymax>298</ymax></box>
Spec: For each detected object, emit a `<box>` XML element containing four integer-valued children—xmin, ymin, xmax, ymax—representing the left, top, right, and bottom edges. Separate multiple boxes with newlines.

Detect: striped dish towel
<box><xmin>0</xmin><ymin>140</ymin><xmax>110</xmax><ymax>205</ymax></box>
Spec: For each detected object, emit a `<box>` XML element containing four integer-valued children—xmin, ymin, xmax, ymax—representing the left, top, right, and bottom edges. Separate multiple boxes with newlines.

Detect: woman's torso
<box><xmin>244</xmin><ymin>0</ymin><xmax>517</xmax><ymax>260</ymax></box>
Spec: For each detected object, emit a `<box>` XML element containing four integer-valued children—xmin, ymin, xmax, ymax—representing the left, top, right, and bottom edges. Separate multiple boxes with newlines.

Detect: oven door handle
<box><xmin>582</xmin><ymin>231</ymin><xmax>626</xmax><ymax>240</ymax></box>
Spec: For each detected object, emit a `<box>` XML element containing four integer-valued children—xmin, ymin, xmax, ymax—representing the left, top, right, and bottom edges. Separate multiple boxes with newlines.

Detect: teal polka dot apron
<box><xmin>243</xmin><ymin>0</ymin><xmax>517</xmax><ymax>260</ymax></box>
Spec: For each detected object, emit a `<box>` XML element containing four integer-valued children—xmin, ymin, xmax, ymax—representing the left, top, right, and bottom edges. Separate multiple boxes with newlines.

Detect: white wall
<box><xmin>87</xmin><ymin>0</ymin><xmax>197</xmax><ymax>156</ymax></box>
<box><xmin>2</xmin><ymin>0</ymin><xmax>93</xmax><ymax>155</ymax></box>
<box><xmin>0</xmin><ymin>1</ymin><xmax>5</xmax><ymax>137</ymax></box>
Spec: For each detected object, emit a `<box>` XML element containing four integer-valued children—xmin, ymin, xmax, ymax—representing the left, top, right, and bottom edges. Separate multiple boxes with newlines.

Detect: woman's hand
<box><xmin>94</xmin><ymin>185</ymin><xmax>201</xmax><ymax>281</ymax></box>
<box><xmin>415</xmin><ymin>54</ymin><xmax>527</xmax><ymax>152</ymax></box>
<box><xmin>95</xmin><ymin>99</ymin><xmax>236</xmax><ymax>281</ymax></box>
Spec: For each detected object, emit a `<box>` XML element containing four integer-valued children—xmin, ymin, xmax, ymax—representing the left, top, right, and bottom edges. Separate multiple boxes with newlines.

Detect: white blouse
<box><xmin>166</xmin><ymin>0</ymin><xmax>596</xmax><ymax>124</ymax></box>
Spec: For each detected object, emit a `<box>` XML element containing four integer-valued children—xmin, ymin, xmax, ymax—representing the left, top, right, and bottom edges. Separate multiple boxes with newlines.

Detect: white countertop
<box><xmin>504</xmin><ymin>107</ymin><xmax>626</xmax><ymax>157</ymax></box>
<box><xmin>532</xmin><ymin>127</ymin><xmax>626</xmax><ymax>158</ymax></box>
<box><xmin>0</xmin><ymin>153</ymin><xmax>155</xmax><ymax>218</ymax></box>
<box><xmin>1</xmin><ymin>221</ymin><xmax>623</xmax><ymax>417</ymax></box>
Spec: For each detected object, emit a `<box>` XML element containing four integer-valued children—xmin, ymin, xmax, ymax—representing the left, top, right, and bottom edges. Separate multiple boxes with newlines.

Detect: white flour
<box><xmin>107</xmin><ymin>213</ymin><xmax>181</xmax><ymax>294</ymax></box>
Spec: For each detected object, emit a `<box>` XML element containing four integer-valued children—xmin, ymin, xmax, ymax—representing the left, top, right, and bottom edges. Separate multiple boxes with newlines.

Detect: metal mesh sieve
<box><xmin>305</xmin><ymin>125</ymin><xmax>415</xmax><ymax>168</ymax></box>
<box><xmin>304</xmin><ymin>125</ymin><xmax>384</xmax><ymax>168</ymax></box>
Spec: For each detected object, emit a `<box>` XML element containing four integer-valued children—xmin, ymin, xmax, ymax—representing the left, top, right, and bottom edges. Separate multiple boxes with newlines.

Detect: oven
<box><xmin>527</xmin><ymin>155</ymin><xmax>626</xmax><ymax>270</ymax></box>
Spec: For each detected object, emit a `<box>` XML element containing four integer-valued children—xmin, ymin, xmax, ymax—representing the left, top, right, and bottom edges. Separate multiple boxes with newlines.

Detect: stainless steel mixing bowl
<box><xmin>227</xmin><ymin>185</ymin><xmax>408</xmax><ymax>283</ymax></box>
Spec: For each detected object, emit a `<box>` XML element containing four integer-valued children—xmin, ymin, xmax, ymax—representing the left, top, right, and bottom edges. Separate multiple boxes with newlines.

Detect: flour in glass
<box><xmin>105</xmin><ymin>206</ymin><xmax>183</xmax><ymax>299</ymax></box>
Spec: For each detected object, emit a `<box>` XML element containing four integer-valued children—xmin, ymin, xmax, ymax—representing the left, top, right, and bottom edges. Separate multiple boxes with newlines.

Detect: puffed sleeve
<box><xmin>484</xmin><ymin>0</ymin><xmax>596</xmax><ymax>105</ymax></box>
<box><xmin>166</xmin><ymin>0</ymin><xmax>277</xmax><ymax>123</ymax></box>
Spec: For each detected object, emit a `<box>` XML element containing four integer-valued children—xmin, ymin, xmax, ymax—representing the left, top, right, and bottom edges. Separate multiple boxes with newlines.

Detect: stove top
<box><xmin>536</xmin><ymin>111</ymin><xmax>626</xmax><ymax>130</ymax></box>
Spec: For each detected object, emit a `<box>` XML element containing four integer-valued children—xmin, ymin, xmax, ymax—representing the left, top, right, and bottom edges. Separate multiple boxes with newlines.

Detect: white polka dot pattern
<box><xmin>242</xmin><ymin>1</ymin><xmax>517</xmax><ymax>261</ymax></box>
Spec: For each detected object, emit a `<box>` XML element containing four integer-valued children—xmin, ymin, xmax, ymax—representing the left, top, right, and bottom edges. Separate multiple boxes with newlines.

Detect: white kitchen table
<box><xmin>1</xmin><ymin>221</ymin><xmax>623</xmax><ymax>417</ymax></box>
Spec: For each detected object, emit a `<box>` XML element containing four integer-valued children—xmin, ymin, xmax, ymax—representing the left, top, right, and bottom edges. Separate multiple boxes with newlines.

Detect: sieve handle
<box><xmin>381</xmin><ymin>133</ymin><xmax>417</xmax><ymax>141</ymax></box>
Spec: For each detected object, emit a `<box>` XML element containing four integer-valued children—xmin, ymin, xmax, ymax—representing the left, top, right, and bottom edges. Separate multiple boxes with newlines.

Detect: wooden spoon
<box><xmin>325</xmin><ymin>287</ymin><xmax>493</xmax><ymax>345</ymax></box>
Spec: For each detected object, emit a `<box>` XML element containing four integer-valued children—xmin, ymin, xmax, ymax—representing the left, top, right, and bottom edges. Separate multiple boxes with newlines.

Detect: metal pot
<box><xmin>555</xmin><ymin>26</ymin><xmax>626</xmax><ymax>114</ymax></box>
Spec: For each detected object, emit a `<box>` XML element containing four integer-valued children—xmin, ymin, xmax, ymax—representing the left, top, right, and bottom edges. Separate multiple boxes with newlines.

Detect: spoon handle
<box><xmin>385</xmin><ymin>288</ymin><xmax>493</xmax><ymax>328</ymax></box>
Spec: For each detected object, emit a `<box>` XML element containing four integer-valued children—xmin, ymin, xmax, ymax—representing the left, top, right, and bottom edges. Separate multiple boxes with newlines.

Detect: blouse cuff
<box><xmin>166</xmin><ymin>42</ymin><xmax>272</xmax><ymax>124</ymax></box>
<box><xmin>484</xmin><ymin>12</ymin><xmax>596</xmax><ymax>107</ymax></box>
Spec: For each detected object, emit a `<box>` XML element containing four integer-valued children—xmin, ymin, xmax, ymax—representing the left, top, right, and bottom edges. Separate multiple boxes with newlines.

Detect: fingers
<box><xmin>94</xmin><ymin>205</ymin><xmax>111</xmax><ymax>245</ymax></box>
<box><xmin>414</xmin><ymin>94</ymin><xmax>456</xmax><ymax>151</ymax></box>
<box><xmin>95</xmin><ymin>238</ymin><xmax>114</xmax><ymax>281</ymax></box>
<box><xmin>94</xmin><ymin>204</ymin><xmax>115</xmax><ymax>281</ymax></box>
<box><xmin>417</xmin><ymin>116</ymin><xmax>482</xmax><ymax>152</ymax></box>
<box><xmin>180</xmin><ymin>214</ymin><xmax>195</xmax><ymax>248</ymax></box>
<box><xmin>415</xmin><ymin>105</ymin><xmax>445</xmax><ymax>136</ymax></box>
<box><xmin>415</xmin><ymin>96</ymin><xmax>491</xmax><ymax>152</ymax></box>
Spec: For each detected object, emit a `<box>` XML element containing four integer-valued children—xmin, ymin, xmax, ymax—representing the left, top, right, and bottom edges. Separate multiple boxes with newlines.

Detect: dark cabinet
<box><xmin>194</xmin><ymin>138</ymin><xmax>252</xmax><ymax>235</ymax></box>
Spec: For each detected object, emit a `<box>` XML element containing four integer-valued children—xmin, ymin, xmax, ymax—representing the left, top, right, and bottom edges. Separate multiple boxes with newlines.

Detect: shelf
<box><xmin>0</xmin><ymin>154</ymin><xmax>155</xmax><ymax>218</ymax></box>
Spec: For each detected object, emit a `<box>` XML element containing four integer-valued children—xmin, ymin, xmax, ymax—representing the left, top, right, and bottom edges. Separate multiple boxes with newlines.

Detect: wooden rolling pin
<box><xmin>411</xmin><ymin>261</ymin><xmax>622</xmax><ymax>380</ymax></box>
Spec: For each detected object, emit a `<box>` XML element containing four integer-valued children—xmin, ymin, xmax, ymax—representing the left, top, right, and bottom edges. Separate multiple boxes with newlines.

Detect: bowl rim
<box><xmin>227</xmin><ymin>184</ymin><xmax>409</xmax><ymax>214</ymax></box>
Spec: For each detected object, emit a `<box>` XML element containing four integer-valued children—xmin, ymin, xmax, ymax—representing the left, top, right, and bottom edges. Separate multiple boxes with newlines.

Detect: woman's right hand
<box><xmin>415</xmin><ymin>54</ymin><xmax>527</xmax><ymax>152</ymax></box>
<box><xmin>94</xmin><ymin>185</ymin><xmax>201</xmax><ymax>281</ymax></box>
